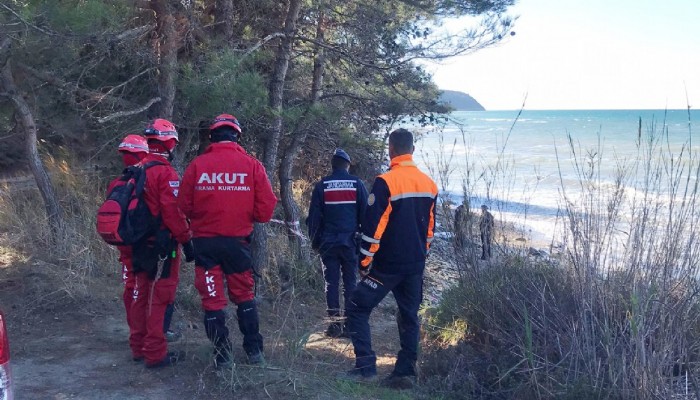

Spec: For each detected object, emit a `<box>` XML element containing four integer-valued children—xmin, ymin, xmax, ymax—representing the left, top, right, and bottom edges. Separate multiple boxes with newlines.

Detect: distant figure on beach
<box><xmin>454</xmin><ymin>203</ymin><xmax>469</xmax><ymax>248</ymax></box>
<box><xmin>479</xmin><ymin>205</ymin><xmax>494</xmax><ymax>260</ymax></box>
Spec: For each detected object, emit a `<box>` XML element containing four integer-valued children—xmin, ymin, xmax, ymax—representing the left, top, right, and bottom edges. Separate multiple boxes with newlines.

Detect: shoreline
<box><xmin>424</xmin><ymin>204</ymin><xmax>563</xmax><ymax>304</ymax></box>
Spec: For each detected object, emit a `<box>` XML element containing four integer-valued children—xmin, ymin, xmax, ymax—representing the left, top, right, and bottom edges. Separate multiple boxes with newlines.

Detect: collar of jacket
<box><xmin>204</xmin><ymin>141</ymin><xmax>247</xmax><ymax>155</ymax></box>
<box><xmin>389</xmin><ymin>154</ymin><xmax>416</xmax><ymax>169</ymax></box>
<box><xmin>143</xmin><ymin>153</ymin><xmax>171</xmax><ymax>165</ymax></box>
<box><xmin>330</xmin><ymin>167</ymin><xmax>351</xmax><ymax>176</ymax></box>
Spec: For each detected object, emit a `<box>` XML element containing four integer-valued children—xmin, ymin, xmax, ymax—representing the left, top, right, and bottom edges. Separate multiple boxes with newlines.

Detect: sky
<box><xmin>425</xmin><ymin>0</ymin><xmax>700</xmax><ymax>110</ymax></box>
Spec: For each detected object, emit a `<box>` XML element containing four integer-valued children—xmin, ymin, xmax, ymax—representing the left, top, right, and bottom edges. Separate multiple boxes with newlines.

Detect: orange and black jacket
<box><xmin>360</xmin><ymin>154</ymin><xmax>438</xmax><ymax>274</ymax></box>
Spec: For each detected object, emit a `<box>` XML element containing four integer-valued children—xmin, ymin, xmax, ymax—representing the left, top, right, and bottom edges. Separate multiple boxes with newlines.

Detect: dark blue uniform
<box><xmin>307</xmin><ymin>169</ymin><xmax>368</xmax><ymax>319</ymax></box>
<box><xmin>348</xmin><ymin>153</ymin><xmax>437</xmax><ymax>378</ymax></box>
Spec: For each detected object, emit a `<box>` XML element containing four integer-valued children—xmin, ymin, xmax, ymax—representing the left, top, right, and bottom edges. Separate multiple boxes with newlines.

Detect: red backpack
<box><xmin>96</xmin><ymin>161</ymin><xmax>163</xmax><ymax>246</ymax></box>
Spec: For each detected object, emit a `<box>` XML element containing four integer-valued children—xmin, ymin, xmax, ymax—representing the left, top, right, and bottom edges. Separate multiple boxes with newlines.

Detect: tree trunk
<box><xmin>150</xmin><ymin>0</ymin><xmax>178</xmax><ymax>120</ymax></box>
<box><xmin>150</xmin><ymin>0</ymin><xmax>186</xmax><ymax>173</ymax></box>
<box><xmin>309</xmin><ymin>13</ymin><xmax>326</xmax><ymax>104</ymax></box>
<box><xmin>0</xmin><ymin>44</ymin><xmax>63</xmax><ymax>236</ymax></box>
<box><xmin>278</xmin><ymin>150</ymin><xmax>304</xmax><ymax>262</ymax></box>
<box><xmin>278</xmin><ymin>12</ymin><xmax>325</xmax><ymax>261</ymax></box>
<box><xmin>214</xmin><ymin>0</ymin><xmax>234</xmax><ymax>41</ymax></box>
<box><xmin>261</xmin><ymin>0</ymin><xmax>302</xmax><ymax>186</ymax></box>
<box><xmin>252</xmin><ymin>0</ymin><xmax>302</xmax><ymax>280</ymax></box>
<box><xmin>197</xmin><ymin>119</ymin><xmax>210</xmax><ymax>155</ymax></box>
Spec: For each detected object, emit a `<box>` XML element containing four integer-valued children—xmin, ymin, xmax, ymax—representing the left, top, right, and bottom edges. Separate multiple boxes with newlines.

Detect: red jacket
<box><xmin>141</xmin><ymin>154</ymin><xmax>191</xmax><ymax>244</ymax></box>
<box><xmin>179</xmin><ymin>142</ymin><xmax>277</xmax><ymax>238</ymax></box>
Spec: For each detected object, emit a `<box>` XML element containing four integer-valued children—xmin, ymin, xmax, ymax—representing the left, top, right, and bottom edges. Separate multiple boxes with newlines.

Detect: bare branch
<box><xmin>318</xmin><ymin>92</ymin><xmax>374</xmax><ymax>102</ymax></box>
<box><xmin>17</xmin><ymin>62</ymin><xmax>136</xmax><ymax>110</ymax></box>
<box><xmin>295</xmin><ymin>36</ymin><xmax>396</xmax><ymax>71</ymax></box>
<box><xmin>0</xmin><ymin>37</ymin><xmax>11</xmax><ymax>65</ymax></box>
<box><xmin>114</xmin><ymin>25</ymin><xmax>153</xmax><ymax>41</ymax></box>
<box><xmin>101</xmin><ymin>67</ymin><xmax>157</xmax><ymax>99</ymax></box>
<box><xmin>242</xmin><ymin>32</ymin><xmax>286</xmax><ymax>58</ymax></box>
<box><xmin>0</xmin><ymin>132</ymin><xmax>18</xmax><ymax>140</ymax></box>
<box><xmin>97</xmin><ymin>97</ymin><xmax>161</xmax><ymax>123</ymax></box>
<box><xmin>0</xmin><ymin>2</ymin><xmax>59</xmax><ymax>36</ymax></box>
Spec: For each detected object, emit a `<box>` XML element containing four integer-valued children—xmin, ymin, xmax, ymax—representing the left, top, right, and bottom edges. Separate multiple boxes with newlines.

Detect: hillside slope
<box><xmin>439</xmin><ymin>90</ymin><xmax>485</xmax><ymax>111</ymax></box>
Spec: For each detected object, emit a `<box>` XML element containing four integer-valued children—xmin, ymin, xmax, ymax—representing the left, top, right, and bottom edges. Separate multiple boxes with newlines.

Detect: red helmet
<box><xmin>209</xmin><ymin>114</ymin><xmax>242</xmax><ymax>134</ymax></box>
<box><xmin>117</xmin><ymin>134</ymin><xmax>148</xmax><ymax>154</ymax></box>
<box><xmin>144</xmin><ymin>118</ymin><xmax>179</xmax><ymax>143</ymax></box>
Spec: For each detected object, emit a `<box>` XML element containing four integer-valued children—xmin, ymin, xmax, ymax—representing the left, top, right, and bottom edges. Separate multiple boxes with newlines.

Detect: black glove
<box><xmin>359</xmin><ymin>264</ymin><xmax>371</xmax><ymax>278</ymax></box>
<box><xmin>182</xmin><ymin>240</ymin><xmax>195</xmax><ymax>263</ymax></box>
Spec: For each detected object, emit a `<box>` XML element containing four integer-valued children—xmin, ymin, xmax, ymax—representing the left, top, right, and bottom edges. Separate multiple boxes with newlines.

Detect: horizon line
<box><xmin>452</xmin><ymin>108</ymin><xmax>696</xmax><ymax>112</ymax></box>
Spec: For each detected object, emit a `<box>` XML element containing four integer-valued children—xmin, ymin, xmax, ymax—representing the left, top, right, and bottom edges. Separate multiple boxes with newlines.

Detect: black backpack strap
<box><xmin>131</xmin><ymin>161</ymin><xmax>166</xmax><ymax>198</ymax></box>
<box><xmin>142</xmin><ymin>160</ymin><xmax>165</xmax><ymax>170</ymax></box>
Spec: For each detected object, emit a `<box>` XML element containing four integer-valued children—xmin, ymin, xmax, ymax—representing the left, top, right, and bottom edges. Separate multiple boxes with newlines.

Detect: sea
<box><xmin>412</xmin><ymin>109</ymin><xmax>700</xmax><ymax>246</ymax></box>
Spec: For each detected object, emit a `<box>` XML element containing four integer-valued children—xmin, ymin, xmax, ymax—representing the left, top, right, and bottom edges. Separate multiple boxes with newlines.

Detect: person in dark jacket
<box><xmin>307</xmin><ymin>149</ymin><xmax>368</xmax><ymax>338</ymax></box>
<box><xmin>344</xmin><ymin>129</ymin><xmax>438</xmax><ymax>389</ymax></box>
<box><xmin>179</xmin><ymin>114</ymin><xmax>277</xmax><ymax>367</ymax></box>
<box><xmin>479</xmin><ymin>204</ymin><xmax>495</xmax><ymax>259</ymax></box>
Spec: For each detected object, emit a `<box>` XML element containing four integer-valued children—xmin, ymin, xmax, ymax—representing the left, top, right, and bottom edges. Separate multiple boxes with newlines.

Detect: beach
<box><xmin>411</xmin><ymin>109</ymin><xmax>699</xmax><ymax>248</ymax></box>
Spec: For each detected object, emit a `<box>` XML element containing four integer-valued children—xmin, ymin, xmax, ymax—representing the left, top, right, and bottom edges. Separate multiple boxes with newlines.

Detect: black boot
<box><xmin>214</xmin><ymin>341</ymin><xmax>233</xmax><ymax>368</ymax></box>
<box><xmin>325</xmin><ymin>322</ymin><xmax>342</xmax><ymax>337</ymax></box>
<box><xmin>145</xmin><ymin>351</ymin><xmax>181</xmax><ymax>369</ymax></box>
<box><xmin>325</xmin><ymin>322</ymin><xmax>350</xmax><ymax>338</ymax></box>
<box><xmin>204</xmin><ymin>309</ymin><xmax>232</xmax><ymax>366</ymax></box>
<box><xmin>237</xmin><ymin>300</ymin><xmax>264</xmax><ymax>363</ymax></box>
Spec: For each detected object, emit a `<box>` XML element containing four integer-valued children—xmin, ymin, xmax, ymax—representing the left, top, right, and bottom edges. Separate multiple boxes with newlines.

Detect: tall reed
<box><xmin>422</xmin><ymin>113</ymin><xmax>700</xmax><ymax>399</ymax></box>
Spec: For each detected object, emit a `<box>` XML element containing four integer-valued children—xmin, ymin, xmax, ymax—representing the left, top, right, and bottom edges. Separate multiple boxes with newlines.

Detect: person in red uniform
<box><xmin>130</xmin><ymin>118</ymin><xmax>194</xmax><ymax>368</ymax></box>
<box><xmin>179</xmin><ymin>114</ymin><xmax>277</xmax><ymax>367</ymax></box>
<box><xmin>107</xmin><ymin>135</ymin><xmax>149</xmax><ymax>344</ymax></box>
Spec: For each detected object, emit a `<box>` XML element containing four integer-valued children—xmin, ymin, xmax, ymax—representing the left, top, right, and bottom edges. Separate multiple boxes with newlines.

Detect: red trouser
<box><xmin>118</xmin><ymin>246</ymin><xmax>136</xmax><ymax>334</ymax></box>
<box><xmin>121</xmin><ymin>259</ymin><xmax>136</xmax><ymax>332</ymax></box>
<box><xmin>129</xmin><ymin>258</ymin><xmax>179</xmax><ymax>364</ymax></box>
<box><xmin>194</xmin><ymin>265</ymin><xmax>254</xmax><ymax>310</ymax></box>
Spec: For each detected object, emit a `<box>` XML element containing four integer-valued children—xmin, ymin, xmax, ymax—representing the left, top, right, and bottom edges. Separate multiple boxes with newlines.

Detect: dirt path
<box><xmin>13</xmin><ymin>313</ymin><xmax>197</xmax><ymax>399</ymax></box>
<box><xmin>0</xmin><ymin>253</ymin><xmax>420</xmax><ymax>399</ymax></box>
<box><xmin>0</xmin><ymin>259</ymin><xmax>214</xmax><ymax>399</ymax></box>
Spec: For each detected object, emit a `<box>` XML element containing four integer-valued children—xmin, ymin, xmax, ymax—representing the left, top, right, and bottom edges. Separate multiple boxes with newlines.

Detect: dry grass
<box><xmin>0</xmin><ymin>158</ymin><xmax>117</xmax><ymax>297</ymax></box>
<box><xmin>419</xmin><ymin>117</ymin><xmax>700</xmax><ymax>399</ymax></box>
<box><xmin>6</xmin><ymin>114</ymin><xmax>700</xmax><ymax>399</ymax></box>
<box><xmin>0</xmin><ymin>161</ymin><xmax>432</xmax><ymax>399</ymax></box>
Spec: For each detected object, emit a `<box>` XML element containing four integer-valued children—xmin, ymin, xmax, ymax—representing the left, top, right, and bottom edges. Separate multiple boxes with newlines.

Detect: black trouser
<box><xmin>481</xmin><ymin>231</ymin><xmax>492</xmax><ymax>259</ymax></box>
<box><xmin>320</xmin><ymin>245</ymin><xmax>358</xmax><ymax>317</ymax></box>
<box><xmin>346</xmin><ymin>268</ymin><xmax>423</xmax><ymax>376</ymax></box>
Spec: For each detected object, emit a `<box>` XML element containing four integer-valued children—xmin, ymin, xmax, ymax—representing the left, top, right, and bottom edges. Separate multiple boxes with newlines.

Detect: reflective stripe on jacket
<box><xmin>360</xmin><ymin>154</ymin><xmax>437</xmax><ymax>274</ymax></box>
<box><xmin>307</xmin><ymin>169</ymin><xmax>368</xmax><ymax>249</ymax></box>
